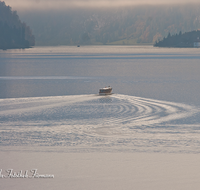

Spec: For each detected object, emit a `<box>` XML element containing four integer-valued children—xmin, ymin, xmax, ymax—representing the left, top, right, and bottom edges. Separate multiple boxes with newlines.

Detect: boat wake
<box><xmin>0</xmin><ymin>94</ymin><xmax>200</xmax><ymax>153</ymax></box>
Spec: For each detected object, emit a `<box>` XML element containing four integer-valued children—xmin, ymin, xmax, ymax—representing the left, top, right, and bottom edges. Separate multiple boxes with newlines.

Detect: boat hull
<box><xmin>99</xmin><ymin>92</ymin><xmax>112</xmax><ymax>95</ymax></box>
<box><xmin>99</xmin><ymin>87</ymin><xmax>112</xmax><ymax>95</ymax></box>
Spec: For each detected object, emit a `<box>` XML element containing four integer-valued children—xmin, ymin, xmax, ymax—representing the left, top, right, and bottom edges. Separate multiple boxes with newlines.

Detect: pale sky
<box><xmin>4</xmin><ymin>0</ymin><xmax>200</xmax><ymax>10</ymax></box>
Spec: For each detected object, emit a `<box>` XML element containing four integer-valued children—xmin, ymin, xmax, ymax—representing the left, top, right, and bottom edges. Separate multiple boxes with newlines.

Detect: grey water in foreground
<box><xmin>0</xmin><ymin>45</ymin><xmax>200</xmax><ymax>153</ymax></box>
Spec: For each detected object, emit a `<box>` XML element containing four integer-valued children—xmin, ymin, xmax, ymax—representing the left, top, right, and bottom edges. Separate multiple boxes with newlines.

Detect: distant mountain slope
<box><xmin>19</xmin><ymin>5</ymin><xmax>200</xmax><ymax>46</ymax></box>
<box><xmin>0</xmin><ymin>1</ymin><xmax>35</xmax><ymax>50</ymax></box>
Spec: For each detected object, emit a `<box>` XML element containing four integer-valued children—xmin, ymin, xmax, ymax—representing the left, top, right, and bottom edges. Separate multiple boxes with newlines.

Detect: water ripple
<box><xmin>0</xmin><ymin>94</ymin><xmax>200</xmax><ymax>153</ymax></box>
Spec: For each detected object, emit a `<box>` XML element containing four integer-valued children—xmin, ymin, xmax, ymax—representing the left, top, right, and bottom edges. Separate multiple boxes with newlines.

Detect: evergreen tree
<box><xmin>154</xmin><ymin>30</ymin><xmax>200</xmax><ymax>47</ymax></box>
<box><xmin>0</xmin><ymin>1</ymin><xmax>35</xmax><ymax>49</ymax></box>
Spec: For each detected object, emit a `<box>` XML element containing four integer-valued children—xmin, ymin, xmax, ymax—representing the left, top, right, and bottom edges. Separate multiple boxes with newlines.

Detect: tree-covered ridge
<box><xmin>154</xmin><ymin>30</ymin><xmax>200</xmax><ymax>47</ymax></box>
<box><xmin>0</xmin><ymin>1</ymin><xmax>35</xmax><ymax>49</ymax></box>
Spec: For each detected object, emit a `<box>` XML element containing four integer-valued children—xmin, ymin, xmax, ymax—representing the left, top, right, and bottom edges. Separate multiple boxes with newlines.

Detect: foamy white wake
<box><xmin>0</xmin><ymin>94</ymin><xmax>200</xmax><ymax>153</ymax></box>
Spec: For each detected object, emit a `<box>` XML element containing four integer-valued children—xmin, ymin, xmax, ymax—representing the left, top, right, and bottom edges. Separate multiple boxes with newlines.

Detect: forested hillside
<box><xmin>0</xmin><ymin>1</ymin><xmax>35</xmax><ymax>49</ymax></box>
<box><xmin>19</xmin><ymin>5</ymin><xmax>200</xmax><ymax>46</ymax></box>
<box><xmin>154</xmin><ymin>30</ymin><xmax>200</xmax><ymax>47</ymax></box>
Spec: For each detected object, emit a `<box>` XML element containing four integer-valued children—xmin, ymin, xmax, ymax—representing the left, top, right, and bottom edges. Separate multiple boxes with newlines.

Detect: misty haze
<box><xmin>16</xmin><ymin>5</ymin><xmax>200</xmax><ymax>46</ymax></box>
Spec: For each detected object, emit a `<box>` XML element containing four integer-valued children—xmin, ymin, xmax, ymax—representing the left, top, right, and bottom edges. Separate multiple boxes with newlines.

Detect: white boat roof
<box><xmin>100</xmin><ymin>86</ymin><xmax>112</xmax><ymax>90</ymax></box>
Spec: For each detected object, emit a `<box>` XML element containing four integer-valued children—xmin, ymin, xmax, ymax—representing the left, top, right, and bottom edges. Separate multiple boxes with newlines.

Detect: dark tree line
<box><xmin>154</xmin><ymin>30</ymin><xmax>200</xmax><ymax>47</ymax></box>
<box><xmin>0</xmin><ymin>1</ymin><xmax>35</xmax><ymax>50</ymax></box>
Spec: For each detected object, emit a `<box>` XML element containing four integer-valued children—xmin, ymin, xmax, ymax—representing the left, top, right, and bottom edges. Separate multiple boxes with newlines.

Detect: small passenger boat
<box><xmin>99</xmin><ymin>86</ymin><xmax>112</xmax><ymax>95</ymax></box>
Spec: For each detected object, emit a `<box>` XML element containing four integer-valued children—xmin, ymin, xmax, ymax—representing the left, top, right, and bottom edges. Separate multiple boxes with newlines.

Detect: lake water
<box><xmin>1</xmin><ymin>45</ymin><xmax>200</xmax><ymax>105</ymax></box>
<box><xmin>1</xmin><ymin>46</ymin><xmax>200</xmax><ymax>190</ymax></box>
<box><xmin>1</xmin><ymin>45</ymin><xmax>200</xmax><ymax>153</ymax></box>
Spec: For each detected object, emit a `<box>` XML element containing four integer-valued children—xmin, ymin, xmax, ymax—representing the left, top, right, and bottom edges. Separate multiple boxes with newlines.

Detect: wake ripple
<box><xmin>0</xmin><ymin>94</ymin><xmax>200</xmax><ymax>153</ymax></box>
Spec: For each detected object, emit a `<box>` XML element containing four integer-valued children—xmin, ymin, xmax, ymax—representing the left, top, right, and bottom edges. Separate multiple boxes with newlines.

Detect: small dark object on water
<box><xmin>99</xmin><ymin>86</ymin><xmax>112</xmax><ymax>95</ymax></box>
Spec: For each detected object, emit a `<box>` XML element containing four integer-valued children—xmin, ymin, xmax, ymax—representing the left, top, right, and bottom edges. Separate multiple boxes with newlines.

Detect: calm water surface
<box><xmin>0</xmin><ymin>45</ymin><xmax>200</xmax><ymax>105</ymax></box>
